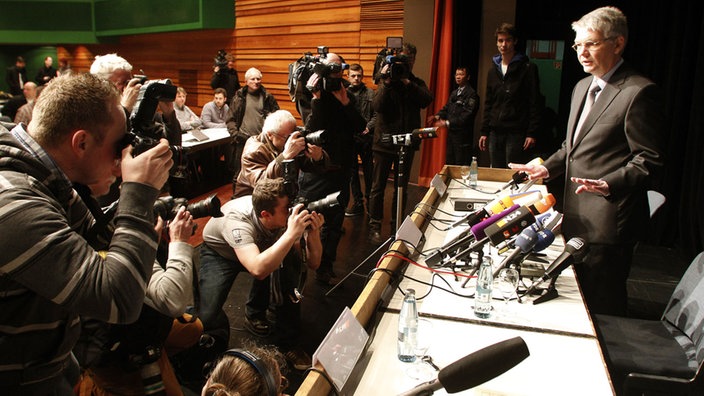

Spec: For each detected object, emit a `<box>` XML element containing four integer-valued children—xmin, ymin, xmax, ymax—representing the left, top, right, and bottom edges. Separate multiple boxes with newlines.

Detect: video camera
<box><xmin>374</xmin><ymin>36</ymin><xmax>410</xmax><ymax>82</ymax></box>
<box><xmin>281</xmin><ymin>159</ymin><xmax>340</xmax><ymax>213</ymax></box>
<box><xmin>153</xmin><ymin>194</ymin><xmax>223</xmax><ymax>221</ymax></box>
<box><xmin>302</xmin><ymin>46</ymin><xmax>349</xmax><ymax>93</ymax></box>
<box><xmin>121</xmin><ymin>77</ymin><xmax>186</xmax><ymax>172</ymax></box>
<box><xmin>214</xmin><ymin>49</ymin><xmax>229</xmax><ymax>69</ymax></box>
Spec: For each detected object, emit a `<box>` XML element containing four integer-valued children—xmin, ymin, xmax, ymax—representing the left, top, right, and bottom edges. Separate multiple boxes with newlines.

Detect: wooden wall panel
<box><xmin>56</xmin><ymin>0</ymin><xmax>404</xmax><ymax>120</ymax></box>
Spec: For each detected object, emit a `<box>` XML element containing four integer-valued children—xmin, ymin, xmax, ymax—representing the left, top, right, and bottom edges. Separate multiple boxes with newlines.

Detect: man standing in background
<box><xmin>480</xmin><ymin>23</ymin><xmax>541</xmax><ymax>168</ymax></box>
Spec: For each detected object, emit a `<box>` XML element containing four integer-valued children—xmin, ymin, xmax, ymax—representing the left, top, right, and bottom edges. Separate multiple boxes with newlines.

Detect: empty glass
<box><xmin>496</xmin><ymin>268</ymin><xmax>520</xmax><ymax>318</ymax></box>
<box><xmin>405</xmin><ymin>318</ymin><xmax>435</xmax><ymax>381</ymax></box>
<box><xmin>460</xmin><ymin>165</ymin><xmax>471</xmax><ymax>184</ymax></box>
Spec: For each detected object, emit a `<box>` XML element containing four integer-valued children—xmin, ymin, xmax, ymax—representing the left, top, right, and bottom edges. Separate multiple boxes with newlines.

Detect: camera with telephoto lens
<box><xmin>153</xmin><ymin>194</ymin><xmax>223</xmax><ymax>221</ymax></box>
<box><xmin>121</xmin><ymin>78</ymin><xmax>187</xmax><ymax>173</ymax></box>
<box><xmin>281</xmin><ymin>159</ymin><xmax>340</xmax><ymax>213</ymax></box>
<box><xmin>214</xmin><ymin>49</ymin><xmax>228</xmax><ymax>69</ymax></box>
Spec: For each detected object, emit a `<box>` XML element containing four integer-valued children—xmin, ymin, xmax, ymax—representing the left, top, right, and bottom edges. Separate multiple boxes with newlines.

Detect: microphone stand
<box><xmin>532</xmin><ymin>277</ymin><xmax>559</xmax><ymax>305</ymax></box>
<box><xmin>395</xmin><ymin>142</ymin><xmax>410</xmax><ymax>232</ymax></box>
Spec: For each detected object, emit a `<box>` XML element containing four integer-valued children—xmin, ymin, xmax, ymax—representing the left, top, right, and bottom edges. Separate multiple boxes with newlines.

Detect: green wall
<box><xmin>0</xmin><ymin>0</ymin><xmax>234</xmax><ymax>44</ymax></box>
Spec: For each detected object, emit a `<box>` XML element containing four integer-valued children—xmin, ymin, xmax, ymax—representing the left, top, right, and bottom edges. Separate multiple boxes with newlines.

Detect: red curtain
<box><xmin>418</xmin><ymin>0</ymin><xmax>454</xmax><ymax>186</ymax></box>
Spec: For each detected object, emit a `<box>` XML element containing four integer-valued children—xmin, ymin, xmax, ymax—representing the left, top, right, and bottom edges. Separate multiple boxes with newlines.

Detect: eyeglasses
<box><xmin>571</xmin><ymin>37</ymin><xmax>614</xmax><ymax>52</ymax></box>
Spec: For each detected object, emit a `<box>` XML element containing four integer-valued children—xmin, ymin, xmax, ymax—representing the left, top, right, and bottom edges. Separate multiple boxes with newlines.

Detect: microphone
<box><xmin>500</xmin><ymin>157</ymin><xmax>543</xmax><ymax>192</ymax></box>
<box><xmin>484</xmin><ymin>194</ymin><xmax>555</xmax><ymax>246</ymax></box>
<box><xmin>493</xmin><ymin>228</ymin><xmax>556</xmax><ymax>277</ymax></box>
<box><xmin>397</xmin><ymin>337</ymin><xmax>530</xmax><ymax>396</ymax></box>
<box><xmin>442</xmin><ymin>205</ymin><xmax>520</xmax><ymax>267</ymax></box>
<box><xmin>447</xmin><ymin>195</ymin><xmax>514</xmax><ymax>229</ymax></box>
<box><xmin>522</xmin><ymin>237</ymin><xmax>588</xmax><ymax>298</ymax></box>
<box><xmin>429</xmin><ymin>204</ymin><xmax>519</xmax><ymax>267</ymax></box>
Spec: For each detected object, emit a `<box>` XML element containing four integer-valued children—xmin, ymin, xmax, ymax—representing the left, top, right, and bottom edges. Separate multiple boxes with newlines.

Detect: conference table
<box><xmin>296</xmin><ymin>166</ymin><xmax>614</xmax><ymax>396</ymax></box>
<box><xmin>173</xmin><ymin>128</ymin><xmax>231</xmax><ymax>198</ymax></box>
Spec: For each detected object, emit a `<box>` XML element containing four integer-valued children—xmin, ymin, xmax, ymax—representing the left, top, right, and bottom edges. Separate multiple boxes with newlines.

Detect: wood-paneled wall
<box><xmin>56</xmin><ymin>0</ymin><xmax>403</xmax><ymax>121</ymax></box>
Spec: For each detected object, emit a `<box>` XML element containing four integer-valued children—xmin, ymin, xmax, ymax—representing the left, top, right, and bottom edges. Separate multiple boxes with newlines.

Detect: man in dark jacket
<box><xmin>210</xmin><ymin>51</ymin><xmax>241</xmax><ymax>103</ymax></box>
<box><xmin>35</xmin><ymin>56</ymin><xmax>56</xmax><ymax>86</ymax></box>
<box><xmin>479</xmin><ymin>23</ymin><xmax>542</xmax><ymax>168</ymax></box>
<box><xmin>368</xmin><ymin>42</ymin><xmax>433</xmax><ymax>243</ymax></box>
<box><xmin>299</xmin><ymin>52</ymin><xmax>366</xmax><ymax>285</ymax></box>
<box><xmin>4</xmin><ymin>56</ymin><xmax>26</xmax><ymax>96</ymax></box>
<box><xmin>430</xmin><ymin>66</ymin><xmax>480</xmax><ymax>165</ymax></box>
<box><xmin>226</xmin><ymin>67</ymin><xmax>279</xmax><ymax>193</ymax></box>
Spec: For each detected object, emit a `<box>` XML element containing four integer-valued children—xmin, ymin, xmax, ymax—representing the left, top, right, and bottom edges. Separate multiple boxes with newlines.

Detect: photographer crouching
<box><xmin>198</xmin><ymin>178</ymin><xmax>324</xmax><ymax>371</ymax></box>
<box><xmin>299</xmin><ymin>50</ymin><xmax>367</xmax><ymax>285</ymax></box>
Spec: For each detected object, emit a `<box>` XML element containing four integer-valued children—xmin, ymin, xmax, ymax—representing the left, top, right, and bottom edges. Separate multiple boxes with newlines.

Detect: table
<box><xmin>296</xmin><ymin>166</ymin><xmax>614</xmax><ymax>395</ymax></box>
<box><xmin>172</xmin><ymin>128</ymin><xmax>231</xmax><ymax>198</ymax></box>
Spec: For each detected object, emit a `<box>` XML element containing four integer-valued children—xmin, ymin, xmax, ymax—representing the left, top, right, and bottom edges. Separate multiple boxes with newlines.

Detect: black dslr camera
<box><xmin>281</xmin><ymin>159</ymin><xmax>340</xmax><ymax>213</ymax></box>
<box><xmin>153</xmin><ymin>194</ymin><xmax>223</xmax><ymax>221</ymax></box>
<box><xmin>296</xmin><ymin>127</ymin><xmax>327</xmax><ymax>146</ymax></box>
<box><xmin>214</xmin><ymin>49</ymin><xmax>229</xmax><ymax>69</ymax></box>
<box><xmin>121</xmin><ymin>78</ymin><xmax>186</xmax><ymax>171</ymax></box>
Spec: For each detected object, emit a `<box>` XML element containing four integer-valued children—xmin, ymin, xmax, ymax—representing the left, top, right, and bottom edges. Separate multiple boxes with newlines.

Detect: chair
<box><xmin>595</xmin><ymin>251</ymin><xmax>704</xmax><ymax>395</ymax></box>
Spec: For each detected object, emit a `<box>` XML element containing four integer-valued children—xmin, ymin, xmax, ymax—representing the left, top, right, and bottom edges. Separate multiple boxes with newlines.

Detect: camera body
<box><xmin>281</xmin><ymin>159</ymin><xmax>340</xmax><ymax>213</ymax></box>
<box><xmin>153</xmin><ymin>194</ymin><xmax>223</xmax><ymax>221</ymax></box>
<box><xmin>214</xmin><ymin>49</ymin><xmax>229</xmax><ymax>69</ymax></box>
<box><xmin>122</xmin><ymin>78</ymin><xmax>188</xmax><ymax>173</ymax></box>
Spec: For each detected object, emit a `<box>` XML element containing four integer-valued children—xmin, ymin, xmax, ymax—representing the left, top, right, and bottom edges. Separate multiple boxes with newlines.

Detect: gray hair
<box><xmin>572</xmin><ymin>6</ymin><xmax>628</xmax><ymax>44</ymax></box>
<box><xmin>89</xmin><ymin>53</ymin><xmax>133</xmax><ymax>80</ymax></box>
<box><xmin>263</xmin><ymin>110</ymin><xmax>296</xmax><ymax>136</ymax></box>
<box><xmin>244</xmin><ymin>67</ymin><xmax>262</xmax><ymax>80</ymax></box>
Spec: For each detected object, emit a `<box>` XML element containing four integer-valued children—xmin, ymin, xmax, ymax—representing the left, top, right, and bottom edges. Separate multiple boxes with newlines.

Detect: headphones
<box><xmin>223</xmin><ymin>349</ymin><xmax>278</xmax><ymax>396</ymax></box>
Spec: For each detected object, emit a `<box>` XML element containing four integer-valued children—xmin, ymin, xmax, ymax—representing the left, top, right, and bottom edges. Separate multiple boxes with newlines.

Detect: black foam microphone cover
<box><xmin>438</xmin><ymin>337</ymin><xmax>530</xmax><ymax>393</ymax></box>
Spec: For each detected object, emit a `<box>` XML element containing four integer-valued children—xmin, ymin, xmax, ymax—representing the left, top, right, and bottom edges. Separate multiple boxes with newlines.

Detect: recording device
<box><xmin>392</xmin><ymin>127</ymin><xmax>439</xmax><ymax>146</ymax></box>
<box><xmin>377</xmin><ymin>36</ymin><xmax>409</xmax><ymax>82</ymax></box>
<box><xmin>301</xmin><ymin>46</ymin><xmax>349</xmax><ymax>93</ymax></box>
<box><xmin>214</xmin><ymin>49</ymin><xmax>228</xmax><ymax>69</ymax></box>
<box><xmin>397</xmin><ymin>337</ymin><xmax>530</xmax><ymax>396</ymax></box>
<box><xmin>453</xmin><ymin>198</ymin><xmax>490</xmax><ymax>212</ymax></box>
<box><xmin>296</xmin><ymin>127</ymin><xmax>327</xmax><ymax>147</ymax></box>
<box><xmin>449</xmin><ymin>195</ymin><xmax>514</xmax><ymax>229</ymax></box>
<box><xmin>281</xmin><ymin>159</ymin><xmax>341</xmax><ymax>213</ymax></box>
<box><xmin>500</xmin><ymin>158</ymin><xmax>544</xmax><ymax>192</ymax></box>
<box><xmin>153</xmin><ymin>194</ymin><xmax>223</xmax><ymax>221</ymax></box>
<box><xmin>521</xmin><ymin>237</ymin><xmax>588</xmax><ymax>299</ymax></box>
<box><xmin>122</xmin><ymin>78</ymin><xmax>185</xmax><ymax>171</ymax></box>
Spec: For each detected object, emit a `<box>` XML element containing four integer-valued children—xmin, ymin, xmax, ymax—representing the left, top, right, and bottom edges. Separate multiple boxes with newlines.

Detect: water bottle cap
<box><xmin>406</xmin><ymin>288</ymin><xmax>416</xmax><ymax>294</ymax></box>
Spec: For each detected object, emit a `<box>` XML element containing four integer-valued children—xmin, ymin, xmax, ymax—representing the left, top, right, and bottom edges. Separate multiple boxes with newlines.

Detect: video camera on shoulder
<box><xmin>281</xmin><ymin>159</ymin><xmax>340</xmax><ymax>213</ymax></box>
<box><xmin>214</xmin><ymin>49</ymin><xmax>229</xmax><ymax>69</ymax></box>
<box><xmin>120</xmin><ymin>77</ymin><xmax>187</xmax><ymax>173</ymax></box>
<box><xmin>375</xmin><ymin>36</ymin><xmax>410</xmax><ymax>82</ymax></box>
<box><xmin>303</xmin><ymin>46</ymin><xmax>349</xmax><ymax>93</ymax></box>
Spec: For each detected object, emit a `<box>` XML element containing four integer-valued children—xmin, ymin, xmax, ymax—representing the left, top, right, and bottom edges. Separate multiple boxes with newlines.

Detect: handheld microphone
<box><xmin>500</xmin><ymin>157</ymin><xmax>543</xmax><ymax>191</ymax></box>
<box><xmin>442</xmin><ymin>205</ymin><xmax>520</xmax><ymax>266</ymax></box>
<box><xmin>397</xmin><ymin>337</ymin><xmax>530</xmax><ymax>396</ymax></box>
<box><xmin>483</xmin><ymin>194</ymin><xmax>555</xmax><ymax>246</ymax></box>
<box><xmin>522</xmin><ymin>237</ymin><xmax>588</xmax><ymax>298</ymax></box>
<box><xmin>447</xmin><ymin>195</ymin><xmax>514</xmax><ymax>230</ymax></box>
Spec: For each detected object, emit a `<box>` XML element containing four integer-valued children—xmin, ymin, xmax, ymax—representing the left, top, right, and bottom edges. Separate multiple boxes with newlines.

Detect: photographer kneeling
<box><xmin>198</xmin><ymin>178</ymin><xmax>324</xmax><ymax>370</ymax></box>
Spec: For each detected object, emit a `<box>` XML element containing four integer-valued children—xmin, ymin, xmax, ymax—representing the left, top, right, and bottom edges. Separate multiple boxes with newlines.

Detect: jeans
<box><xmin>488</xmin><ymin>131</ymin><xmax>525</xmax><ymax>168</ymax></box>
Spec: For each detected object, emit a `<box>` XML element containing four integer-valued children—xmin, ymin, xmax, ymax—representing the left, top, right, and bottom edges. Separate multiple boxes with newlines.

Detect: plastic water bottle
<box><xmin>398</xmin><ymin>288</ymin><xmax>418</xmax><ymax>362</ymax></box>
<box><xmin>474</xmin><ymin>257</ymin><xmax>493</xmax><ymax>318</ymax></box>
<box><xmin>469</xmin><ymin>156</ymin><xmax>478</xmax><ymax>187</ymax></box>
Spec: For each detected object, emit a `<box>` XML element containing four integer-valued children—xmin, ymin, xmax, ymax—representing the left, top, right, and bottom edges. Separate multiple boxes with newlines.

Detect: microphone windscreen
<box><xmin>438</xmin><ymin>337</ymin><xmax>530</xmax><ymax>393</ymax></box>
<box><xmin>532</xmin><ymin>229</ymin><xmax>555</xmax><ymax>252</ymax></box>
<box><xmin>486</xmin><ymin>195</ymin><xmax>514</xmax><ymax>215</ymax></box>
<box><xmin>470</xmin><ymin>204</ymin><xmax>519</xmax><ymax>240</ymax></box>
<box><xmin>514</xmin><ymin>228</ymin><xmax>538</xmax><ymax>252</ymax></box>
<box><xmin>531</xmin><ymin>193</ymin><xmax>556</xmax><ymax>214</ymax></box>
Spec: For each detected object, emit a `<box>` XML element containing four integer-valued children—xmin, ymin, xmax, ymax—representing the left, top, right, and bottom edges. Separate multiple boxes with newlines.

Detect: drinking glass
<box><xmin>496</xmin><ymin>268</ymin><xmax>520</xmax><ymax>318</ymax></box>
<box><xmin>460</xmin><ymin>165</ymin><xmax>470</xmax><ymax>184</ymax></box>
<box><xmin>406</xmin><ymin>318</ymin><xmax>435</xmax><ymax>381</ymax></box>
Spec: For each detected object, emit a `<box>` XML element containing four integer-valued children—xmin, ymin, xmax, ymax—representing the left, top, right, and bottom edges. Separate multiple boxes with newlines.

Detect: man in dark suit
<box><xmin>510</xmin><ymin>6</ymin><xmax>665</xmax><ymax>316</ymax></box>
<box><xmin>5</xmin><ymin>56</ymin><xmax>26</xmax><ymax>96</ymax></box>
